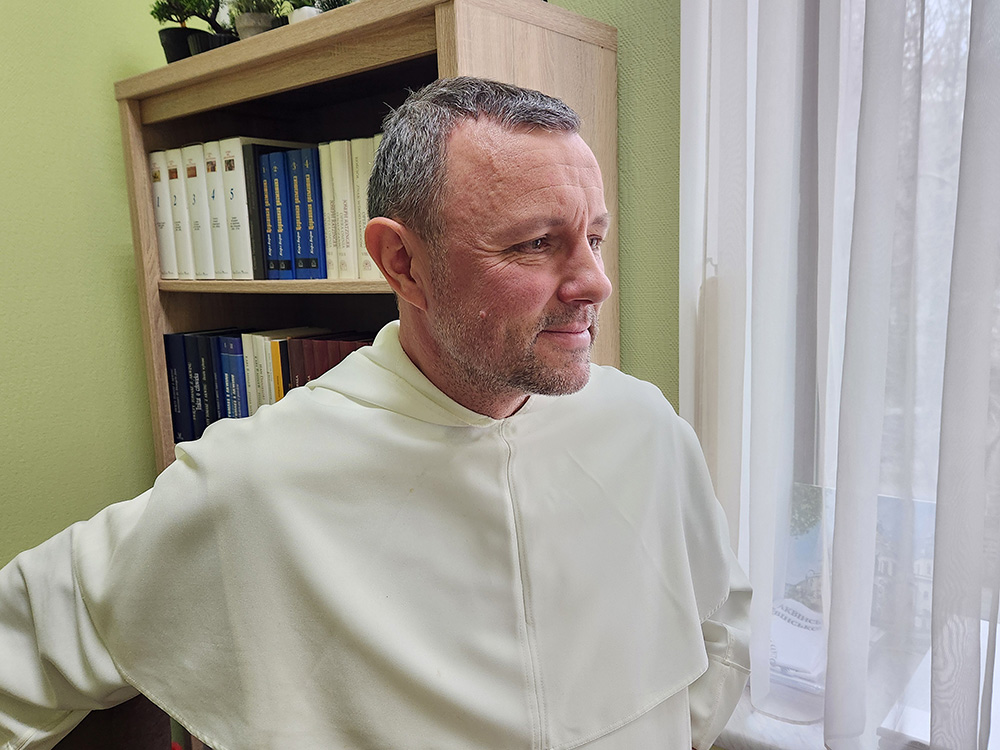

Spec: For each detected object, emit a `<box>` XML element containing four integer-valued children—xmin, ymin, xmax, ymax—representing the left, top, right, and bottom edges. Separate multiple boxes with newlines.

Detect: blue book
<box><xmin>188</xmin><ymin>328</ymin><xmax>238</xmax><ymax>432</ymax></box>
<box><xmin>216</xmin><ymin>337</ymin><xmax>233</xmax><ymax>419</ymax></box>
<box><xmin>300</xmin><ymin>147</ymin><xmax>327</xmax><ymax>279</ymax></box>
<box><xmin>219</xmin><ymin>334</ymin><xmax>250</xmax><ymax>418</ymax></box>
<box><xmin>269</xmin><ymin>151</ymin><xmax>295</xmax><ymax>279</ymax></box>
<box><xmin>201</xmin><ymin>332</ymin><xmax>231</xmax><ymax>422</ymax></box>
<box><xmin>259</xmin><ymin>154</ymin><xmax>278</xmax><ymax>279</ymax></box>
<box><xmin>220</xmin><ymin>335</ymin><xmax>241</xmax><ymax>418</ymax></box>
<box><xmin>287</xmin><ymin>149</ymin><xmax>310</xmax><ymax>279</ymax></box>
<box><xmin>211</xmin><ymin>335</ymin><xmax>229</xmax><ymax>419</ymax></box>
<box><xmin>163</xmin><ymin>333</ymin><xmax>195</xmax><ymax>443</ymax></box>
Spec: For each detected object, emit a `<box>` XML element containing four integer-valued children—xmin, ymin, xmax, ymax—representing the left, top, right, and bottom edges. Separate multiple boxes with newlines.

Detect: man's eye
<box><xmin>517</xmin><ymin>237</ymin><xmax>549</xmax><ymax>253</ymax></box>
<box><xmin>589</xmin><ymin>236</ymin><xmax>604</xmax><ymax>252</ymax></box>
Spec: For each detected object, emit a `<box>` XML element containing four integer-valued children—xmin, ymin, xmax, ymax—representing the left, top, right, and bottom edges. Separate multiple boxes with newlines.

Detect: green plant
<box><xmin>150</xmin><ymin>0</ymin><xmax>229</xmax><ymax>32</ymax></box>
<box><xmin>286</xmin><ymin>0</ymin><xmax>316</xmax><ymax>8</ymax></box>
<box><xmin>316</xmin><ymin>0</ymin><xmax>350</xmax><ymax>9</ymax></box>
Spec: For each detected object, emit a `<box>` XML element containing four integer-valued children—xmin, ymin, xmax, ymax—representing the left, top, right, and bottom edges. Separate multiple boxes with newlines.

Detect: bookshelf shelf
<box><xmin>116</xmin><ymin>0</ymin><xmax>619</xmax><ymax>473</ymax></box>
<box><xmin>159</xmin><ymin>279</ymin><xmax>393</xmax><ymax>294</ymax></box>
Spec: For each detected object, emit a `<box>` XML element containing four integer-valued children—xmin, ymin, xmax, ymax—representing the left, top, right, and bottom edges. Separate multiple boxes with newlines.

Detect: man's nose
<box><xmin>557</xmin><ymin>235</ymin><xmax>613</xmax><ymax>306</ymax></box>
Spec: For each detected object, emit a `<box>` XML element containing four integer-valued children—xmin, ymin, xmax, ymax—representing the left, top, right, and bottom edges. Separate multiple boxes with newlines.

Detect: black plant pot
<box><xmin>189</xmin><ymin>31</ymin><xmax>238</xmax><ymax>56</ymax></box>
<box><xmin>158</xmin><ymin>27</ymin><xmax>200</xmax><ymax>63</ymax></box>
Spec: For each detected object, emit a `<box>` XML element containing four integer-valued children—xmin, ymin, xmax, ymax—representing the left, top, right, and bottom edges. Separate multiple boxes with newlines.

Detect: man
<box><xmin>0</xmin><ymin>77</ymin><xmax>749</xmax><ymax>750</ymax></box>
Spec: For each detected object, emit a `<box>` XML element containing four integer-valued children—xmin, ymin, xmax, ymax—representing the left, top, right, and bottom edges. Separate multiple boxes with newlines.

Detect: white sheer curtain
<box><xmin>679</xmin><ymin>1</ymin><xmax>1000</xmax><ymax>748</ymax></box>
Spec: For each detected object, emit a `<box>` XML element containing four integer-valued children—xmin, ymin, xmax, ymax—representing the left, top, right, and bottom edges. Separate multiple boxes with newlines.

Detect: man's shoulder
<box><xmin>171</xmin><ymin>382</ymin><xmax>353</xmax><ymax>478</ymax></box>
<box><xmin>581</xmin><ymin>363</ymin><xmax>679</xmax><ymax>417</ymax></box>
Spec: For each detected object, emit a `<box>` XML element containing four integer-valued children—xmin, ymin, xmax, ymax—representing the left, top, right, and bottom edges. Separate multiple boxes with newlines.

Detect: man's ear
<box><xmin>364</xmin><ymin>217</ymin><xmax>429</xmax><ymax>311</ymax></box>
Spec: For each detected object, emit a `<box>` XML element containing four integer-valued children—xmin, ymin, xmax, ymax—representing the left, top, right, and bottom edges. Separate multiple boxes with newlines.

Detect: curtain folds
<box><xmin>680</xmin><ymin>1</ymin><xmax>1000</xmax><ymax>748</ymax></box>
<box><xmin>931</xmin><ymin>1</ymin><xmax>1000</xmax><ymax>747</ymax></box>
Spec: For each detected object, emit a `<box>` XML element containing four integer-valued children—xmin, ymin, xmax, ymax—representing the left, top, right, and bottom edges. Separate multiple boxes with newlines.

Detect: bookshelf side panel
<box><xmin>434</xmin><ymin>2</ymin><xmax>460</xmax><ymax>77</ymax></box>
<box><xmin>119</xmin><ymin>98</ymin><xmax>176</xmax><ymax>470</ymax></box>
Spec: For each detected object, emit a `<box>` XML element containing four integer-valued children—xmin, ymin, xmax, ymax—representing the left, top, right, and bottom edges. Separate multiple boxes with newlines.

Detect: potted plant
<box><xmin>151</xmin><ymin>0</ymin><xmax>235</xmax><ymax>62</ymax></box>
<box><xmin>230</xmin><ymin>0</ymin><xmax>284</xmax><ymax>39</ymax></box>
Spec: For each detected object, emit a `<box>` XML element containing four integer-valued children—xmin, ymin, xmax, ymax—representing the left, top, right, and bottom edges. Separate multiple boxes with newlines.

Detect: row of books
<box><xmin>164</xmin><ymin>326</ymin><xmax>374</xmax><ymax>443</ymax></box>
<box><xmin>149</xmin><ymin>134</ymin><xmax>383</xmax><ymax>282</ymax></box>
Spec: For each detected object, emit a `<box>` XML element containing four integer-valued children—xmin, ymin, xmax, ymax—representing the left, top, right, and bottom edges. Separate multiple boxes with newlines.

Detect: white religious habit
<box><xmin>0</xmin><ymin>321</ymin><xmax>750</xmax><ymax>750</ymax></box>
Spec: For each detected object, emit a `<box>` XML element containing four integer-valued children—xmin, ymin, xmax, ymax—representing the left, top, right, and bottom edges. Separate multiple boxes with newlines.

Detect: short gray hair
<box><xmin>368</xmin><ymin>76</ymin><xmax>581</xmax><ymax>245</ymax></box>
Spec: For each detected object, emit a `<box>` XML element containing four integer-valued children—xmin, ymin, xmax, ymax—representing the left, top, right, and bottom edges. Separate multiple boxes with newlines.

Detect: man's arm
<box><xmin>689</xmin><ymin>548</ymin><xmax>752</xmax><ymax>750</ymax></box>
<box><xmin>0</xmin><ymin>507</ymin><xmax>141</xmax><ymax>750</ymax></box>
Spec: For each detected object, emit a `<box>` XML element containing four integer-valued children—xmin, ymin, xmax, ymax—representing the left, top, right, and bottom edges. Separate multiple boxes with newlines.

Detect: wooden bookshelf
<box><xmin>116</xmin><ymin>0</ymin><xmax>619</xmax><ymax>472</ymax></box>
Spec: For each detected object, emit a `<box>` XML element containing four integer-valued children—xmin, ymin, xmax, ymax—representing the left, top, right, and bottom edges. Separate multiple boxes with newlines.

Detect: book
<box><xmin>329</xmin><ymin>139</ymin><xmax>359</xmax><ymax>279</ymax></box>
<box><xmin>291</xmin><ymin>148</ymin><xmax>326</xmax><ymax>279</ymax></box>
<box><xmin>194</xmin><ymin>331</ymin><xmax>234</xmax><ymax>424</ymax></box>
<box><xmin>259</xmin><ymin>153</ymin><xmax>277</xmax><ymax>279</ymax></box>
<box><xmin>269</xmin><ymin>151</ymin><xmax>295</xmax><ymax>280</ymax></box>
<box><xmin>287</xmin><ymin>149</ymin><xmax>317</xmax><ymax>279</ymax></box>
<box><xmin>182</xmin><ymin>333</ymin><xmax>208</xmax><ymax>438</ymax></box>
<box><xmin>286</xmin><ymin>336</ymin><xmax>308</xmax><ymax>389</ymax></box>
<box><xmin>297</xmin><ymin>331</ymin><xmax>374</xmax><ymax>380</ymax></box>
<box><xmin>275</xmin><ymin>328</ymin><xmax>331</xmax><ymax>401</ymax></box>
<box><xmin>163</xmin><ymin>333</ymin><xmax>195</xmax><ymax>442</ymax></box>
<box><xmin>303</xmin><ymin>147</ymin><xmax>327</xmax><ymax>279</ymax></box>
<box><xmin>218</xmin><ymin>137</ymin><xmax>315</xmax><ymax>280</ymax></box>
<box><xmin>241</xmin><ymin>330</ymin><xmax>262</xmax><ymax>415</ymax></box>
<box><xmin>340</xmin><ymin>332</ymin><xmax>375</xmax><ymax>358</ymax></box>
<box><xmin>170</xmin><ymin>327</ymin><xmax>238</xmax><ymax>439</ymax></box>
<box><xmin>328</xmin><ymin>332</ymin><xmax>375</xmax><ymax>367</ymax></box>
<box><xmin>302</xmin><ymin>336</ymin><xmax>318</xmax><ymax>383</ymax></box>
<box><xmin>219</xmin><ymin>138</ymin><xmax>256</xmax><ymax>279</ymax></box>
<box><xmin>252</xmin><ymin>331</ymin><xmax>277</xmax><ymax>408</ymax></box>
<box><xmin>351</xmin><ymin>135</ymin><xmax>381</xmax><ymax>280</ymax></box>
<box><xmin>218</xmin><ymin>139</ymin><xmax>268</xmax><ymax>279</ymax></box>
<box><xmin>248</xmin><ymin>327</ymin><xmax>331</xmax><ymax>407</ymax></box>
<box><xmin>181</xmin><ymin>143</ymin><xmax>216</xmax><ymax>279</ymax></box>
<box><xmin>165</xmin><ymin>148</ymin><xmax>196</xmax><ymax>279</ymax></box>
<box><xmin>249</xmin><ymin>329</ymin><xmax>282</xmax><ymax>411</ymax></box>
<box><xmin>287</xmin><ymin>149</ymin><xmax>306</xmax><ymax>279</ymax></box>
<box><xmin>215</xmin><ymin>336</ymin><xmax>234</xmax><ymax>419</ymax></box>
<box><xmin>270</xmin><ymin>338</ymin><xmax>290</xmax><ymax>400</ymax></box>
<box><xmin>310</xmin><ymin>336</ymin><xmax>332</xmax><ymax>379</ymax></box>
<box><xmin>149</xmin><ymin>150</ymin><xmax>179</xmax><ymax>280</ymax></box>
<box><xmin>218</xmin><ymin>334</ymin><xmax>250</xmax><ymax>419</ymax></box>
<box><xmin>318</xmin><ymin>142</ymin><xmax>339</xmax><ymax>278</ymax></box>
<box><xmin>202</xmin><ymin>141</ymin><xmax>233</xmax><ymax>279</ymax></box>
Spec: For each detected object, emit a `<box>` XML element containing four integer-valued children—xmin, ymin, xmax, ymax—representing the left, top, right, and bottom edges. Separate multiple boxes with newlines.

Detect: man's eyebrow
<box><xmin>591</xmin><ymin>212</ymin><xmax>611</xmax><ymax>231</ymax></box>
<box><xmin>504</xmin><ymin>212</ymin><xmax>612</xmax><ymax>239</ymax></box>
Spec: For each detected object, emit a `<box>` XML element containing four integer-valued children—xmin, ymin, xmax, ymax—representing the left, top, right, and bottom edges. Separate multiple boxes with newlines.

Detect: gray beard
<box><xmin>433</xmin><ymin>304</ymin><xmax>599</xmax><ymax>400</ymax></box>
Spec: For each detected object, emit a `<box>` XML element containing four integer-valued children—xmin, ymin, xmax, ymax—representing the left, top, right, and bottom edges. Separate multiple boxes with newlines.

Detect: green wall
<box><xmin>0</xmin><ymin>5</ymin><xmax>164</xmax><ymax>566</ymax></box>
<box><xmin>557</xmin><ymin>0</ymin><xmax>680</xmax><ymax>403</ymax></box>
<box><xmin>0</xmin><ymin>0</ymin><xmax>680</xmax><ymax>568</ymax></box>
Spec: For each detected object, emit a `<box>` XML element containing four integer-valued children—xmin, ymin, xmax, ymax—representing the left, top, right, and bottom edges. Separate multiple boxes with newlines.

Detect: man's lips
<box><xmin>538</xmin><ymin>324</ymin><xmax>593</xmax><ymax>347</ymax></box>
<box><xmin>544</xmin><ymin>324</ymin><xmax>591</xmax><ymax>334</ymax></box>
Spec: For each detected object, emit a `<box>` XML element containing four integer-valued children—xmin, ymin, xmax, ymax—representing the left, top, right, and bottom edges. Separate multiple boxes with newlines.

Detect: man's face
<box><xmin>420</xmin><ymin>118</ymin><xmax>613</xmax><ymax>416</ymax></box>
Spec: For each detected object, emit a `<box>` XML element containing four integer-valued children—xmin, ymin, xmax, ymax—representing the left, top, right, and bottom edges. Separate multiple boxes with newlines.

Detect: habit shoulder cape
<box><xmin>0</xmin><ymin>322</ymin><xmax>750</xmax><ymax>750</ymax></box>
